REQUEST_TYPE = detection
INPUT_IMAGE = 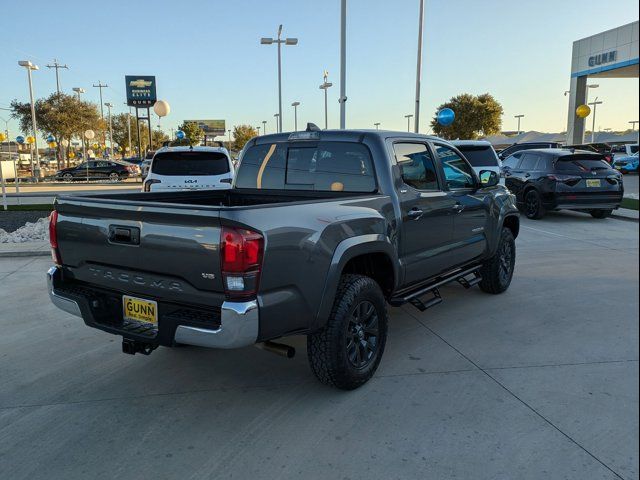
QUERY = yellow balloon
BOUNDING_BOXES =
[0,133,6,142]
[576,104,591,118]
[26,136,35,144]
[68,152,75,159]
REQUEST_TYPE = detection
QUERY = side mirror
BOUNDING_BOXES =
[479,170,499,187]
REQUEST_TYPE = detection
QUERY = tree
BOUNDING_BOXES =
[430,93,503,140]
[10,93,104,167]
[171,121,205,146]
[110,113,136,155]
[232,125,257,151]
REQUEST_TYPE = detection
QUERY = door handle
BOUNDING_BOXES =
[525,173,531,178]
[452,203,464,213]
[407,208,424,220]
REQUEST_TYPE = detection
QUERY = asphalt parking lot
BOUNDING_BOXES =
[0,212,638,480]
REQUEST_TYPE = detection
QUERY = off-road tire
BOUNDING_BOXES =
[590,209,612,219]
[307,274,388,390]
[479,227,516,294]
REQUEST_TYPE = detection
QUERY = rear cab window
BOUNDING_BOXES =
[151,151,230,176]
[236,141,376,192]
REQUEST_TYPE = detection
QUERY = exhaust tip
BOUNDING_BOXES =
[255,341,296,359]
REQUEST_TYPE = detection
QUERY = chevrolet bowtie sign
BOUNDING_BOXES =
[125,75,157,107]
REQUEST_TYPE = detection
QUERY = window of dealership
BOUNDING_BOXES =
[566,21,639,144]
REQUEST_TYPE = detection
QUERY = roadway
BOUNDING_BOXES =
[1,211,637,479]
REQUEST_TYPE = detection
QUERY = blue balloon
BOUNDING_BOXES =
[175,130,185,140]
[46,134,55,143]
[16,135,25,144]
[437,108,455,126]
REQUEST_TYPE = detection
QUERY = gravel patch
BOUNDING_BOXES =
[0,211,50,233]
[0,217,49,243]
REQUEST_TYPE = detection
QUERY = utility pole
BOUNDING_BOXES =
[46,59,68,94]
[414,0,424,133]
[339,0,347,129]
[319,71,333,130]
[93,81,108,119]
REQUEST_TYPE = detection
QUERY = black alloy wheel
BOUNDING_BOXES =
[345,300,379,369]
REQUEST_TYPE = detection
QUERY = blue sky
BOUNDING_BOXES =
[1,0,638,139]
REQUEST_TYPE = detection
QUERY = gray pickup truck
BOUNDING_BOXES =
[47,127,520,389]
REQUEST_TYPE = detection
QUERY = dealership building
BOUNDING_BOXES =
[566,21,639,144]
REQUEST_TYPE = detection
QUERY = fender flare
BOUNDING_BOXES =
[312,234,399,332]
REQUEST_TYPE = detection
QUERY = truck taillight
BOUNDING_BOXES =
[49,210,62,265]
[220,226,264,299]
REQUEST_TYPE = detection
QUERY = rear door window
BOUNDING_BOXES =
[236,142,376,192]
[394,142,439,190]
[152,151,230,176]
[457,146,499,167]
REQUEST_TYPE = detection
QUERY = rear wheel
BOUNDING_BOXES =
[62,173,73,182]
[307,274,388,390]
[109,172,121,182]
[479,227,516,294]
[590,209,612,219]
[524,190,545,219]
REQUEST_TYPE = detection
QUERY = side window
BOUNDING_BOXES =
[435,144,475,189]
[394,143,439,191]
[519,154,538,170]
[502,153,521,169]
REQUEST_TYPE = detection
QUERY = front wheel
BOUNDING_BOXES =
[307,274,388,390]
[109,172,121,182]
[479,227,516,294]
[590,209,612,219]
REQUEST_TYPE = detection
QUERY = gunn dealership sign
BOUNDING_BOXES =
[588,50,617,67]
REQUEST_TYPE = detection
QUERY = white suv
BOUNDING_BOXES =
[143,146,235,192]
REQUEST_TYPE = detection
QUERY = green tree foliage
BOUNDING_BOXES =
[232,125,258,151]
[109,114,168,156]
[10,93,104,167]
[171,121,205,146]
[430,93,503,140]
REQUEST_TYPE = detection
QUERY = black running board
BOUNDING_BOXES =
[390,266,482,312]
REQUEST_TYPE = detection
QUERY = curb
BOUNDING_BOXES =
[0,250,50,258]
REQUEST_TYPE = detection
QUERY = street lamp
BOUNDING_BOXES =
[374,122,380,130]
[104,102,114,154]
[291,102,301,131]
[72,87,85,100]
[629,120,639,131]
[413,0,425,133]
[514,114,525,134]
[319,71,333,130]
[339,0,347,129]
[18,60,41,179]
[588,97,603,143]
[404,114,413,132]
[261,25,298,133]
[257,126,261,136]
[227,129,232,150]
[262,120,267,135]
[274,113,280,132]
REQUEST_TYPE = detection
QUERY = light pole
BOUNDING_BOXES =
[629,120,638,131]
[404,114,413,132]
[227,129,232,150]
[262,120,267,135]
[274,113,280,132]
[261,25,298,134]
[18,60,41,179]
[588,98,603,143]
[257,126,261,136]
[514,114,524,134]
[72,87,85,100]
[46,59,68,95]
[291,102,300,131]
[414,0,425,133]
[104,102,114,155]
[374,122,380,130]
[319,71,333,130]
[339,0,347,129]
[124,103,132,156]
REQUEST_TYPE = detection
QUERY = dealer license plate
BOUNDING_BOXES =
[123,295,158,324]
[586,179,601,188]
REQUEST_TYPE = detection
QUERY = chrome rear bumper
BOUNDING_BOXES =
[47,266,258,349]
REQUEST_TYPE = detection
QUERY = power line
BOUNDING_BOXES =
[93,81,109,119]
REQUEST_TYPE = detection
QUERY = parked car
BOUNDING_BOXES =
[501,148,623,219]
[140,159,151,178]
[47,127,520,389]
[613,152,639,173]
[55,160,134,181]
[497,142,562,160]
[142,146,234,192]
[451,140,502,178]
[611,143,639,159]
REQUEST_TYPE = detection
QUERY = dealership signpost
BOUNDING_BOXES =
[125,76,157,156]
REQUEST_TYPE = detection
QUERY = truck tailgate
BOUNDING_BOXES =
[55,197,225,306]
